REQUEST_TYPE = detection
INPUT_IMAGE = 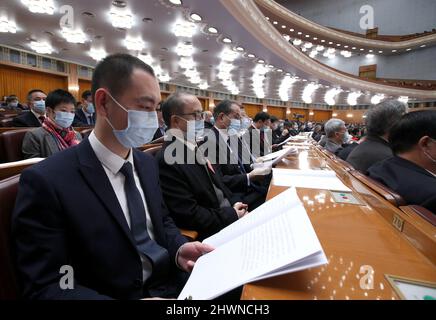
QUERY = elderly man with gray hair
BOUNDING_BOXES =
[346,100,407,173]
[323,118,353,157]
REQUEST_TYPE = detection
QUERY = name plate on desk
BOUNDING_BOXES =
[386,275,436,300]
[330,191,364,205]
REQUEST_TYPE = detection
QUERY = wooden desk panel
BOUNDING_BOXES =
[242,144,436,300]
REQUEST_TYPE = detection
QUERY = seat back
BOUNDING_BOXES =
[351,170,406,207]
[0,175,20,299]
[0,118,14,127]
[79,128,93,139]
[401,205,436,226]
[0,129,33,162]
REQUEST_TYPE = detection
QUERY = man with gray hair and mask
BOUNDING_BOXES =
[323,118,354,158]
[346,100,407,173]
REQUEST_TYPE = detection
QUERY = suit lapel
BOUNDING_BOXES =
[76,139,136,248]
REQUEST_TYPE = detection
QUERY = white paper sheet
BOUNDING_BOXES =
[272,168,352,192]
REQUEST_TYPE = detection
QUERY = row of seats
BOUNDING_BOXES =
[0,128,93,163]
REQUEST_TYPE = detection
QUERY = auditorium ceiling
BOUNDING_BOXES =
[0,0,435,106]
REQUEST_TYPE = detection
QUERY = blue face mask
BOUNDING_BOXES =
[210,117,215,125]
[33,100,46,114]
[54,111,75,128]
[241,118,251,130]
[86,103,95,114]
[105,92,159,148]
[228,118,241,136]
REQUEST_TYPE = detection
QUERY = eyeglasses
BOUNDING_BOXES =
[177,111,206,121]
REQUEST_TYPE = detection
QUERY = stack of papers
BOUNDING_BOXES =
[272,168,351,192]
[178,187,327,300]
[257,147,298,165]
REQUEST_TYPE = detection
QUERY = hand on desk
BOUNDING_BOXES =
[234,202,249,218]
[177,242,215,272]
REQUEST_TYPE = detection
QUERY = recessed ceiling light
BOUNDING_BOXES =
[190,13,202,21]
[207,26,218,33]
[297,31,302,35]
[168,0,182,5]
[223,37,232,43]
[378,50,383,53]
[420,44,426,48]
[109,7,133,29]
[247,53,255,58]
[281,25,286,29]
[273,21,278,25]
[305,34,310,38]
[344,45,348,48]
[336,44,341,47]
[290,28,294,32]
[236,46,244,52]
[258,59,265,63]
[320,39,325,43]
[352,47,356,50]
[112,0,127,8]
[328,42,333,45]
[360,48,364,51]
[392,49,397,52]
[313,37,318,40]
[366,54,375,58]
[406,48,411,51]
[369,49,373,52]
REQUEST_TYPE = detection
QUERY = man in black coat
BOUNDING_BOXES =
[368,110,436,214]
[12,89,47,127]
[157,92,248,241]
[12,54,212,300]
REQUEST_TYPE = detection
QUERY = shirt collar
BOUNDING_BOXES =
[214,125,229,142]
[89,131,134,175]
[31,109,44,119]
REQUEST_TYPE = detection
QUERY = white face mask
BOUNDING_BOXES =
[105,91,159,148]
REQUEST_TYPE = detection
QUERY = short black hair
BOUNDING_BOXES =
[27,89,45,101]
[253,112,270,123]
[389,110,436,154]
[6,95,18,103]
[161,92,191,128]
[45,89,76,110]
[82,90,92,100]
[270,116,278,123]
[91,53,155,101]
[214,100,237,119]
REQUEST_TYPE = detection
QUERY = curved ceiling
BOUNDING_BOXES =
[0,0,435,106]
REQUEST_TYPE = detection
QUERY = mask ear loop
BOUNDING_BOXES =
[102,90,129,131]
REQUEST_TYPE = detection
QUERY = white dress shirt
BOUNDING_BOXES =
[88,131,155,282]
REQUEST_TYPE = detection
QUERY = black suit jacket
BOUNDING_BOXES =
[346,135,393,173]
[157,138,239,240]
[12,139,187,300]
[242,126,271,158]
[72,109,96,127]
[368,156,436,214]
[12,111,41,127]
[152,127,165,141]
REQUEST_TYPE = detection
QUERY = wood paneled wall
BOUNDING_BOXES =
[242,104,263,118]
[0,64,68,102]
[78,79,92,100]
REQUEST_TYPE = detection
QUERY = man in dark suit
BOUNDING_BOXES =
[242,111,272,158]
[72,90,96,127]
[12,89,47,127]
[12,54,212,300]
[368,110,436,214]
[156,92,248,241]
[347,100,407,173]
[151,102,166,141]
[206,100,269,210]
[323,118,356,160]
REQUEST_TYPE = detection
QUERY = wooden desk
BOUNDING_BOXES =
[241,144,436,300]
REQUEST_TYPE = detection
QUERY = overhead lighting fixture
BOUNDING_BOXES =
[278,75,297,101]
[316,45,325,51]
[297,31,302,35]
[347,92,362,106]
[304,42,313,49]
[30,40,53,54]
[346,114,353,118]
[302,83,319,104]
[159,74,171,82]
[281,25,286,29]
[109,7,134,29]
[60,27,87,43]
[309,111,314,116]
[207,26,218,34]
[406,48,412,51]
[309,50,318,58]
[293,39,302,46]
[332,113,338,117]
[199,82,209,90]
[138,53,153,65]
[175,42,194,57]
[398,96,409,104]
[235,46,244,52]
[89,48,107,61]
[366,54,375,59]
[190,13,202,22]
[173,20,196,38]
[420,44,426,48]
[340,50,352,58]
[324,88,342,105]
[360,48,364,51]
[392,49,397,53]
[0,17,17,34]
[352,47,356,50]
[290,28,294,32]
[179,57,195,69]
[124,36,145,51]
[371,94,384,105]
[273,21,278,25]
[222,37,232,43]
[247,53,255,58]
[257,59,265,64]
[305,34,310,38]
[320,39,326,43]
[378,50,383,53]
[168,0,182,5]
[21,0,55,15]
[221,47,239,62]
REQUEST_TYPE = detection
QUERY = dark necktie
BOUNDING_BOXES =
[119,162,169,280]
[39,116,45,124]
